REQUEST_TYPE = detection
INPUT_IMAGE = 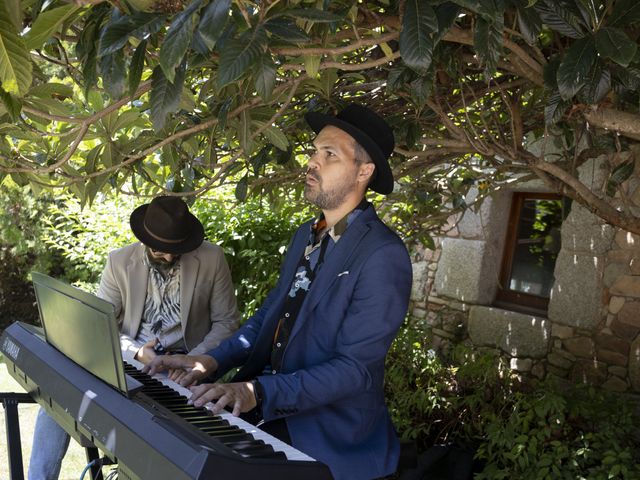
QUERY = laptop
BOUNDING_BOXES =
[31,271,142,397]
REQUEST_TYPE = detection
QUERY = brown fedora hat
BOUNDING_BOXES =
[129,196,204,254]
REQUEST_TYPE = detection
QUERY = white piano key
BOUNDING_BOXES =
[119,338,314,462]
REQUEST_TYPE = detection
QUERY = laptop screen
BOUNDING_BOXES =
[31,271,131,396]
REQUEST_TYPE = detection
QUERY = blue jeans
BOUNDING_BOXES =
[28,408,71,480]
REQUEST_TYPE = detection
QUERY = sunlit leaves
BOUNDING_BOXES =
[23,4,80,50]
[0,2,31,96]
[400,0,438,74]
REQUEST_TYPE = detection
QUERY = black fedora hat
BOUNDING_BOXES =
[305,103,395,194]
[130,196,204,254]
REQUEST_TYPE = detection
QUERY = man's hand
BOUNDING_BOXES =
[143,354,218,387]
[134,339,157,365]
[189,382,257,416]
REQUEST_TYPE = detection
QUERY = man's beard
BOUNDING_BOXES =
[304,170,357,210]
[146,250,180,270]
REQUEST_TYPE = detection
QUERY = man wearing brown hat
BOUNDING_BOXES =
[29,196,239,480]
[147,104,413,480]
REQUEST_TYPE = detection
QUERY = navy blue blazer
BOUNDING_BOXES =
[208,203,412,479]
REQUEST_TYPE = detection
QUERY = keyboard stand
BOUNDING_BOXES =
[1,392,104,480]
[1,392,36,480]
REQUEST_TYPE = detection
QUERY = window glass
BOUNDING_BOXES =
[495,192,566,314]
[508,198,562,298]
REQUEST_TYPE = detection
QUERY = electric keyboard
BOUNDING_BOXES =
[0,322,333,480]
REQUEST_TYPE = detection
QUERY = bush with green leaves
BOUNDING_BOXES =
[192,194,312,318]
[385,319,640,478]
[41,193,137,288]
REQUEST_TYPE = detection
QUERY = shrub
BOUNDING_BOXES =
[385,319,640,478]
[192,194,312,318]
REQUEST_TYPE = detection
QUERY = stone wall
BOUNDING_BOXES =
[409,156,640,393]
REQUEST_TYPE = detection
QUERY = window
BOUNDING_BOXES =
[495,192,566,315]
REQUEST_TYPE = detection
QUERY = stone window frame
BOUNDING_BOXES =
[494,191,563,315]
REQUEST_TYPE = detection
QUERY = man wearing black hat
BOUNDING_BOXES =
[146,104,412,480]
[29,196,240,480]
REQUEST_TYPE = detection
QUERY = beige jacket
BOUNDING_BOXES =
[97,242,239,355]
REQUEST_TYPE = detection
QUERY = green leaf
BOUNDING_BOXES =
[24,5,80,50]
[474,16,504,74]
[534,0,585,38]
[595,27,637,67]
[579,64,610,104]
[400,0,437,74]
[99,50,127,99]
[0,3,32,96]
[150,63,186,131]
[217,97,232,130]
[606,159,635,196]
[198,0,231,51]
[556,36,596,100]
[303,54,321,78]
[516,5,542,45]
[128,39,146,97]
[28,82,73,99]
[0,88,22,121]
[235,175,248,202]
[264,17,311,44]
[254,55,276,101]
[160,0,203,83]
[609,0,640,27]
[263,125,289,151]
[280,8,344,23]
[544,91,570,125]
[217,27,267,88]
[238,109,252,153]
[435,3,461,43]
[98,12,165,57]
[4,0,21,31]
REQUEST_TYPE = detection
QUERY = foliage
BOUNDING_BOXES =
[385,318,640,478]
[0,181,57,327]
[41,193,137,286]
[1,0,640,234]
[193,192,313,317]
[0,183,311,323]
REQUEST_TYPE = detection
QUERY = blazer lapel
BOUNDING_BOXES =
[125,246,148,338]
[180,251,199,331]
[288,206,374,340]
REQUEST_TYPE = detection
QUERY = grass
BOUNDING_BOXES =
[0,357,92,480]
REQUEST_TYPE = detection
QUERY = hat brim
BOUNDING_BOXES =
[305,112,394,194]
[129,204,205,254]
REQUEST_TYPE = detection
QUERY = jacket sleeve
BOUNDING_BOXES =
[187,249,241,355]
[256,240,412,421]
[96,251,123,326]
